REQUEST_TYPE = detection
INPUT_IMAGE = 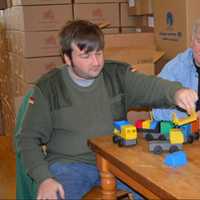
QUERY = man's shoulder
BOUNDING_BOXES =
[36,66,64,86]
[103,60,131,73]
[104,59,130,67]
[177,48,193,60]
[163,48,192,70]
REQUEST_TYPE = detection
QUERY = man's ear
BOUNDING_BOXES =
[63,54,71,65]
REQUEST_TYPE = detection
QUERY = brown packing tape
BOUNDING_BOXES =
[98,21,110,29]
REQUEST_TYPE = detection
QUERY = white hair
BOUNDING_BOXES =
[192,18,200,38]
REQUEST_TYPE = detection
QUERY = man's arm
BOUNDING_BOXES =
[19,86,53,183]
[19,86,65,199]
[125,71,197,113]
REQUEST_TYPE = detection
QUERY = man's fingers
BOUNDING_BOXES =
[58,185,65,199]
[37,178,64,200]
[175,88,198,114]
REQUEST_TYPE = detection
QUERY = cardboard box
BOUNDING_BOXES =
[5,5,73,31]
[7,32,155,59]
[121,27,153,33]
[121,27,142,33]
[105,32,155,49]
[128,0,153,15]
[74,0,126,2]
[12,0,71,6]
[74,3,120,27]
[9,53,63,83]
[7,30,60,57]
[104,47,164,75]
[102,28,119,34]
[153,0,200,59]
[121,3,143,27]
[121,3,154,30]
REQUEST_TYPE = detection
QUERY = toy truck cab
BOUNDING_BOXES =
[121,125,137,140]
[113,120,137,146]
[169,128,184,144]
[172,112,199,143]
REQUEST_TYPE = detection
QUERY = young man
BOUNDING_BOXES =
[19,20,197,200]
[153,18,200,121]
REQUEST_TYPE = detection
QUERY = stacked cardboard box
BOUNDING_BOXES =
[73,0,124,34]
[104,33,164,75]
[4,1,73,121]
[153,0,200,60]
[128,0,153,15]
[12,0,71,5]
[73,0,153,34]
[125,0,154,33]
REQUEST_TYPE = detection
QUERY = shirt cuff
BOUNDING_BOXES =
[30,164,53,184]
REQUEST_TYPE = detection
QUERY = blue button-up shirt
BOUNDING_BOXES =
[153,48,198,121]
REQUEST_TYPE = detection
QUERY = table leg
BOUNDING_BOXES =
[96,154,116,200]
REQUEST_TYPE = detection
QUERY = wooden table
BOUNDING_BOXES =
[88,135,200,200]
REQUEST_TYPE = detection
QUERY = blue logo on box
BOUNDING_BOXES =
[166,11,173,27]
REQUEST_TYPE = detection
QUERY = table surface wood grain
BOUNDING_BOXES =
[88,135,200,199]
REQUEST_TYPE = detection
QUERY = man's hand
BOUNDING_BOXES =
[175,88,198,114]
[37,178,64,200]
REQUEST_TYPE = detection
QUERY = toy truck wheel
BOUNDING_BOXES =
[169,145,179,153]
[153,145,163,154]
[187,135,194,144]
[193,132,200,140]
[158,134,166,140]
[145,133,154,141]
[112,135,118,144]
[118,139,123,147]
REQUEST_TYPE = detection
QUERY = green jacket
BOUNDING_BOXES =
[17,60,182,199]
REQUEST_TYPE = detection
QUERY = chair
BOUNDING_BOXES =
[15,89,37,199]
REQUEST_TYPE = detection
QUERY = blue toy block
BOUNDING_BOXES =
[113,120,130,131]
[164,151,188,168]
[150,120,159,129]
[180,124,192,138]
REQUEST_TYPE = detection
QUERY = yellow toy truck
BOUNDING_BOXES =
[113,120,137,146]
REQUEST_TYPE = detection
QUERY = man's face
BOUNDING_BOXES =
[67,43,104,80]
[191,33,200,66]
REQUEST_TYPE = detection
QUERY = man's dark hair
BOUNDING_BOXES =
[59,20,104,59]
